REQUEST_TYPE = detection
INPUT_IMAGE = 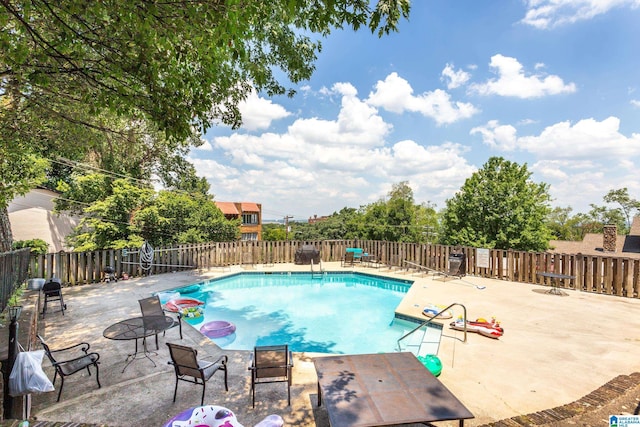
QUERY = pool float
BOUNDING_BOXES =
[179,284,202,294]
[200,320,236,339]
[417,354,442,377]
[163,405,283,427]
[421,304,452,319]
[164,297,205,313]
[180,305,205,325]
[449,316,504,339]
[157,291,180,304]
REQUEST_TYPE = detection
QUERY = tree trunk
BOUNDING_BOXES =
[0,205,13,252]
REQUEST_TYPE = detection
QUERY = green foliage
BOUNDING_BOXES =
[545,207,585,241]
[603,188,640,231]
[12,238,49,255]
[1,0,410,141]
[287,183,438,243]
[361,182,438,243]
[59,175,239,251]
[583,203,626,235]
[441,157,552,251]
[133,191,239,245]
[262,224,287,241]
[0,0,410,250]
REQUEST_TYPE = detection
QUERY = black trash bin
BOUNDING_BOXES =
[447,252,466,276]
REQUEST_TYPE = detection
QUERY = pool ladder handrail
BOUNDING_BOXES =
[396,303,468,353]
[310,259,324,277]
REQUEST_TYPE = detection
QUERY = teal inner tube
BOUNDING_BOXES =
[418,354,442,377]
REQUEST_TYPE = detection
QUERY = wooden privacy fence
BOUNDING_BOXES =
[24,240,640,299]
[0,248,31,312]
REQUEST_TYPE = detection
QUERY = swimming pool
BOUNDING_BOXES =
[159,272,418,354]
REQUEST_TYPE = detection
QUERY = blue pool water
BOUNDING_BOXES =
[160,272,418,354]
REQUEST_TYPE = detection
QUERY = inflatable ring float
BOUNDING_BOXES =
[421,304,453,319]
[179,305,204,325]
[200,320,236,339]
[164,297,204,313]
[417,354,442,377]
[178,284,202,294]
[163,405,284,427]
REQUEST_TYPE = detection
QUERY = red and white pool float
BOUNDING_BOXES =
[164,297,204,313]
[449,317,504,339]
[200,320,236,339]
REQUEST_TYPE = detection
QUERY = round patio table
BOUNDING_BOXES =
[103,315,174,372]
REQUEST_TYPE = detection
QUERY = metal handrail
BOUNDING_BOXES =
[310,259,324,277]
[396,303,468,353]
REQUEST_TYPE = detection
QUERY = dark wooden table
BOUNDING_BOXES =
[537,272,575,295]
[314,352,474,427]
[103,315,174,372]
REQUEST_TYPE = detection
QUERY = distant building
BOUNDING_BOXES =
[215,201,262,241]
[549,217,640,258]
[8,188,80,252]
[308,214,329,224]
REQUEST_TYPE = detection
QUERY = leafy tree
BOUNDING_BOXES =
[361,181,437,242]
[133,190,239,246]
[441,157,552,251]
[12,238,49,255]
[316,208,365,240]
[581,203,626,235]
[60,175,238,250]
[262,224,287,241]
[414,203,440,243]
[66,179,155,251]
[546,206,584,241]
[0,0,411,251]
[603,188,640,232]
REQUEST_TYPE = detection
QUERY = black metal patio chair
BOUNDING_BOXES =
[166,343,228,406]
[37,335,101,402]
[248,344,293,407]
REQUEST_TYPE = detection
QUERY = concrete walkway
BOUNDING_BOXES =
[24,263,640,426]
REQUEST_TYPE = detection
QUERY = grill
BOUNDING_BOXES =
[294,245,320,265]
[104,266,118,283]
[448,252,466,276]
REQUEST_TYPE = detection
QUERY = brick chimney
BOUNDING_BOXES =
[603,224,617,252]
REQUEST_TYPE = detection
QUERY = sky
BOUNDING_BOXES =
[188,0,640,222]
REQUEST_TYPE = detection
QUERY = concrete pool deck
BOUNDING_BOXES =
[25,263,640,426]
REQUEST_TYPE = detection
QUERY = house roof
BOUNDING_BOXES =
[240,202,260,212]
[549,217,640,258]
[215,202,239,215]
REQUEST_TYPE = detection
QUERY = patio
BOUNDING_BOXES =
[19,263,640,426]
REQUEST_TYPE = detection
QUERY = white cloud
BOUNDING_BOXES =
[471,116,640,159]
[519,116,640,159]
[193,139,213,151]
[238,90,291,131]
[441,63,471,89]
[470,120,518,151]
[470,54,576,98]
[521,0,640,29]
[367,72,479,125]
[631,99,640,107]
[193,81,478,217]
